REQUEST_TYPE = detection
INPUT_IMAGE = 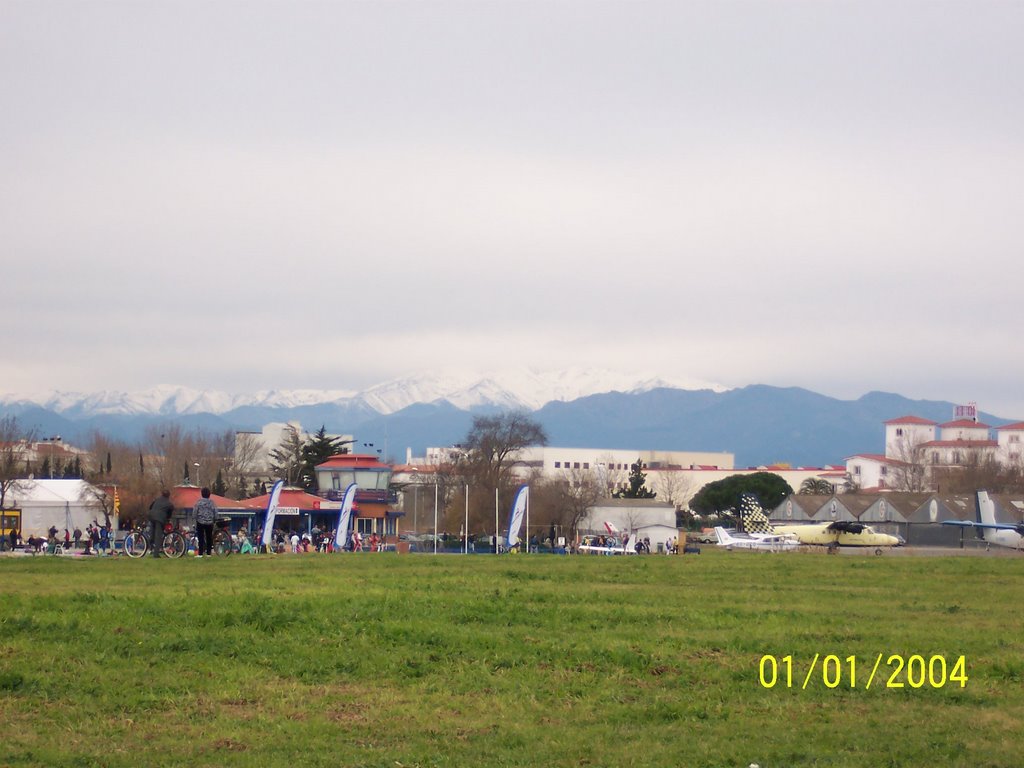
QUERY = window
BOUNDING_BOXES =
[896,428,904,437]
[932,452,939,463]
[583,463,589,469]
[331,473,341,490]
[1010,435,1021,443]
[554,462,561,469]
[880,466,888,476]
[854,466,861,475]
[573,462,580,469]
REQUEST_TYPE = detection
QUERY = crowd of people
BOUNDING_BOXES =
[6,520,113,555]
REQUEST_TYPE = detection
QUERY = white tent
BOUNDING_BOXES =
[4,479,108,538]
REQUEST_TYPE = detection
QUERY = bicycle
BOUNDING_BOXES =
[123,522,187,559]
[212,519,234,556]
[190,520,234,557]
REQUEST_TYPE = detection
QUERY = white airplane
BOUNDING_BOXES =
[714,526,800,552]
[942,490,1024,551]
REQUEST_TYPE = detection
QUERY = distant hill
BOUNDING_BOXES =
[2,382,1016,468]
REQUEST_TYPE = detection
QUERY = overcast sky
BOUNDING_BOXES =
[3,1,1022,417]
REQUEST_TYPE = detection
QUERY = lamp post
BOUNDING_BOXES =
[194,462,201,488]
[411,467,419,533]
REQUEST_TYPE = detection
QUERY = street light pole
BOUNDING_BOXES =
[194,462,201,488]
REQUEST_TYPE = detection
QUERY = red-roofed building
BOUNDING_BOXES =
[169,485,260,532]
[242,487,332,533]
[314,454,402,540]
[996,422,1024,466]
[869,405,1023,491]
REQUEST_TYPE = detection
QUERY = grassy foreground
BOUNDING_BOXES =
[1,550,1022,767]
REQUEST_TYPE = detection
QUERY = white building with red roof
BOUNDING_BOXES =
[996,422,1024,466]
[845,453,910,492]
[862,407,1018,491]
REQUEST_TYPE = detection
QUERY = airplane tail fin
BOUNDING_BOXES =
[975,490,996,538]
[714,527,732,545]
[738,493,774,534]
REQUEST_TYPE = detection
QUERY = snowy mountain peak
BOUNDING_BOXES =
[0,368,727,419]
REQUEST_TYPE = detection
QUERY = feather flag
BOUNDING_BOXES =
[333,483,358,550]
[505,484,529,548]
[260,480,285,549]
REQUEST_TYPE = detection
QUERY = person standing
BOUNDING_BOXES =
[148,490,174,558]
[193,487,218,558]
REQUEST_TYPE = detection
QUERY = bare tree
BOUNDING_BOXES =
[653,470,695,510]
[887,433,930,491]
[0,416,34,510]
[459,412,547,531]
[268,425,305,487]
[547,467,606,538]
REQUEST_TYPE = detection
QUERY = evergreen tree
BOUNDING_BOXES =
[106,452,112,474]
[612,458,657,499]
[299,426,351,492]
[74,456,82,478]
[184,462,191,484]
[40,456,51,479]
[212,469,227,497]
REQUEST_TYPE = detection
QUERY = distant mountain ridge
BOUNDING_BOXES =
[0,368,723,418]
[1,373,1017,468]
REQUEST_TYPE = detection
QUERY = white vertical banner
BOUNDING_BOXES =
[261,480,285,549]
[505,485,529,548]
[334,483,358,550]
[464,483,469,554]
[433,482,439,555]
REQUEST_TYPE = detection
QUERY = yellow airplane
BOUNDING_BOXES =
[739,494,902,554]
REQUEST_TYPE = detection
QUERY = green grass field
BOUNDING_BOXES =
[1,550,1022,767]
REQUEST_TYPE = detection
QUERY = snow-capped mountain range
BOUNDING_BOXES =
[0,368,728,419]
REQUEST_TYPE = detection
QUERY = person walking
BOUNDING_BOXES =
[147,490,174,558]
[193,487,218,558]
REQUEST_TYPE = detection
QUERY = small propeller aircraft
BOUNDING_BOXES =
[942,490,1024,551]
[713,526,800,552]
[738,493,902,554]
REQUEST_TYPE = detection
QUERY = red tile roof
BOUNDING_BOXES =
[884,416,937,425]
[242,488,325,510]
[170,486,248,510]
[315,453,390,470]
[996,422,1024,431]
[845,454,909,465]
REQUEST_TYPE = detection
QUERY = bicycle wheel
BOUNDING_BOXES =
[162,531,186,558]
[213,529,233,557]
[124,532,148,558]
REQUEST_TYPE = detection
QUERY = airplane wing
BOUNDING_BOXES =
[942,520,1024,532]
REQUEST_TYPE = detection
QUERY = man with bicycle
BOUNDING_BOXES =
[147,490,174,558]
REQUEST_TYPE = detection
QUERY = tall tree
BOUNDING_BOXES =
[0,416,34,509]
[299,426,352,492]
[613,458,657,499]
[689,472,794,517]
[212,469,228,497]
[268,425,305,487]
[458,412,547,531]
